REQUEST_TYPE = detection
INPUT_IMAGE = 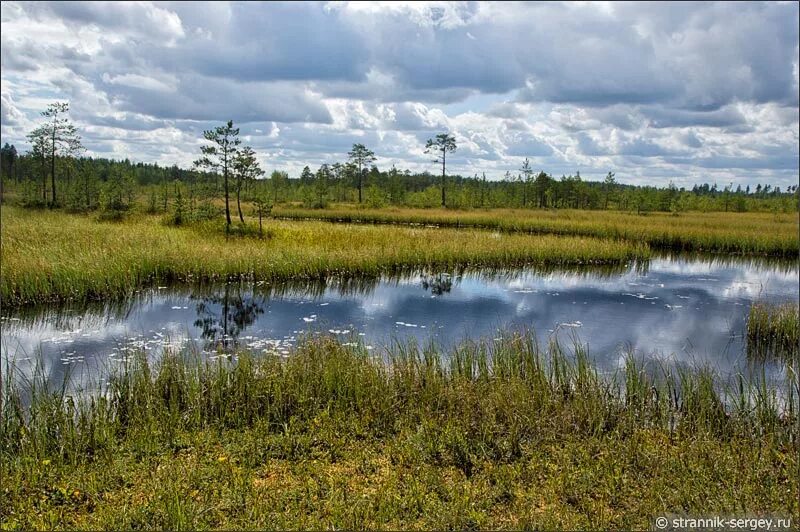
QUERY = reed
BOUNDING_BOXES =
[747,301,799,360]
[1,333,797,529]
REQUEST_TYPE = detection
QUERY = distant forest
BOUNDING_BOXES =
[2,105,798,215]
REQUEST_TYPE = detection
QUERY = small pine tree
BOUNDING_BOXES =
[64,179,84,212]
[253,195,272,236]
[161,181,169,212]
[147,188,158,214]
[100,166,134,218]
[171,185,185,225]
[20,178,43,208]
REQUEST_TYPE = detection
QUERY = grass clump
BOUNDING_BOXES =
[1,206,648,305]
[273,205,800,256]
[1,333,797,529]
[747,301,799,360]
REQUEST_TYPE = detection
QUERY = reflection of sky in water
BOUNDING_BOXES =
[2,256,798,390]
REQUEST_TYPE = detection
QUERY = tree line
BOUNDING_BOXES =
[2,103,797,222]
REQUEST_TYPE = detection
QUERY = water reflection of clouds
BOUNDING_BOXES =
[495,261,797,305]
[2,256,798,388]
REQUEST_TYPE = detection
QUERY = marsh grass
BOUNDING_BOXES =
[747,301,799,360]
[273,205,800,256]
[1,333,797,529]
[1,206,648,305]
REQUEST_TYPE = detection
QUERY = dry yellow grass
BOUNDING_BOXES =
[1,206,647,304]
[273,205,800,256]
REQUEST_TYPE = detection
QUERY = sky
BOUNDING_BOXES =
[1,1,798,188]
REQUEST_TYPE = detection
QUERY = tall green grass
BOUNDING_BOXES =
[273,205,800,256]
[747,301,799,360]
[1,333,797,529]
[1,206,648,305]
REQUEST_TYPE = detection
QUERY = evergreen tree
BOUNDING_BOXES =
[520,158,533,207]
[271,170,288,204]
[232,146,264,223]
[26,126,50,204]
[424,133,457,207]
[603,172,616,209]
[314,164,330,208]
[194,120,240,229]
[347,144,376,204]
[300,166,314,185]
[38,102,83,206]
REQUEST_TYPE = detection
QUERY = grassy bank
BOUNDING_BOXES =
[0,206,648,306]
[747,301,800,360]
[273,206,800,256]
[1,334,797,530]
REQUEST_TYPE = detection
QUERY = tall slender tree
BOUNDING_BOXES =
[0,143,16,203]
[79,159,100,211]
[38,102,83,207]
[1,143,17,183]
[314,164,331,208]
[424,133,456,207]
[520,158,533,207]
[232,146,264,223]
[348,143,376,204]
[271,170,288,204]
[603,171,616,209]
[194,120,240,228]
[331,162,345,201]
[533,171,550,208]
[26,126,50,203]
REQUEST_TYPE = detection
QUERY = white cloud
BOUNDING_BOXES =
[0,91,25,125]
[102,73,177,93]
[0,1,797,188]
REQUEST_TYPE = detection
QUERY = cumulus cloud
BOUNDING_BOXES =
[0,92,25,125]
[28,1,186,43]
[0,0,797,188]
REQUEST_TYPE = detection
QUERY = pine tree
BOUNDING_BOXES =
[424,133,456,207]
[347,144,376,204]
[40,102,83,206]
[194,120,240,230]
[231,146,264,223]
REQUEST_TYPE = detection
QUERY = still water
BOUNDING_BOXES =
[2,255,798,388]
